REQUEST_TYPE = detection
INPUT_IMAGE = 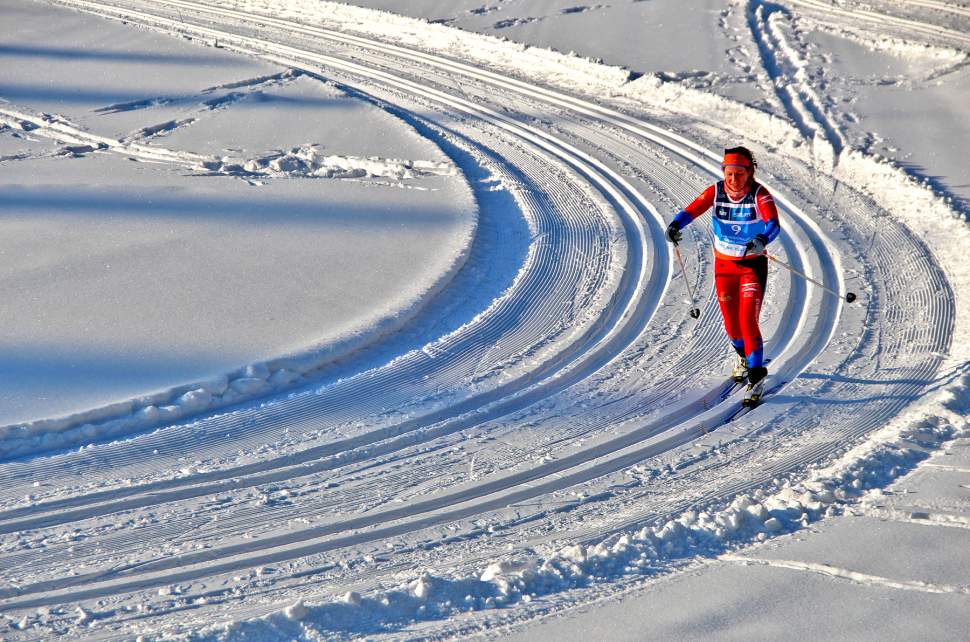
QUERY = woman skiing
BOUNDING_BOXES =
[665,146,780,405]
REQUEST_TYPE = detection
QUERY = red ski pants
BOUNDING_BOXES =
[714,256,768,360]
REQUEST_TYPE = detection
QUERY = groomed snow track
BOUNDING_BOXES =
[0,0,959,638]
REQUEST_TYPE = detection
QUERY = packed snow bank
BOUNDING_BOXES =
[334,0,735,77]
[172,373,970,640]
[230,0,634,93]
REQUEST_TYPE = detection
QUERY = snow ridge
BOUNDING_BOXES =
[0,106,204,165]
[1,105,455,183]
[721,554,970,595]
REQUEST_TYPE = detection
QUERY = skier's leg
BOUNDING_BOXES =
[753,254,768,296]
[731,339,746,358]
[739,258,767,372]
[714,259,744,352]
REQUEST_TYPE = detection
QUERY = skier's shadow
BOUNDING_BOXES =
[769,361,970,406]
[0,43,244,65]
[797,372,938,387]
[763,392,923,406]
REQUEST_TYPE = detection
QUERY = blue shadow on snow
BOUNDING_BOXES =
[0,43,246,66]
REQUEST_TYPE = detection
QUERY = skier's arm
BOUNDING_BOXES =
[680,184,717,224]
[756,187,780,242]
[667,185,715,243]
[743,186,781,256]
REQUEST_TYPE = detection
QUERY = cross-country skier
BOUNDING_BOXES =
[665,146,780,405]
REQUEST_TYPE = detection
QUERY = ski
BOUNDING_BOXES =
[718,378,745,402]
[731,355,748,383]
[732,357,771,388]
[727,379,785,420]
[741,375,767,407]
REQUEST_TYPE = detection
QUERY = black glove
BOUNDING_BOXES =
[744,233,769,257]
[666,222,683,244]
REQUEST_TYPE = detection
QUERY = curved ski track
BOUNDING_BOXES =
[0,0,956,634]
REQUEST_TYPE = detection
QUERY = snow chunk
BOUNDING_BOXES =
[229,377,267,396]
[480,559,535,582]
[177,389,212,412]
[341,591,362,606]
[560,544,587,564]
[410,572,434,600]
[282,599,308,621]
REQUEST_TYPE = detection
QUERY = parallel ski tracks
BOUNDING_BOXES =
[0,10,646,481]
[575,171,955,543]
[0,106,205,164]
[0,0,883,616]
[0,0,680,490]
[0,0,669,532]
[790,0,970,46]
[748,2,846,157]
[898,0,970,19]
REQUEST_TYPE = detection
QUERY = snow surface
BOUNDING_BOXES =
[187,373,970,641]
[0,0,968,640]
[0,0,476,438]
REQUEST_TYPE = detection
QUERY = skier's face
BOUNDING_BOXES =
[723,165,752,194]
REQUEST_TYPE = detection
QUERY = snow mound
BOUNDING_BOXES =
[199,144,456,180]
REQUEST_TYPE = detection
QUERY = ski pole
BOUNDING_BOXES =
[765,253,856,303]
[673,243,702,319]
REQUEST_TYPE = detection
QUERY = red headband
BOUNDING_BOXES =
[722,152,752,168]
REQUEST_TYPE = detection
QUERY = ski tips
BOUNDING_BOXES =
[844,292,857,303]
[690,308,701,319]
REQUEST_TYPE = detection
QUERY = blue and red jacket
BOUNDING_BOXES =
[671,181,780,260]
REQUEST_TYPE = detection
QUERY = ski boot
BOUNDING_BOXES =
[731,355,748,383]
[742,366,768,407]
